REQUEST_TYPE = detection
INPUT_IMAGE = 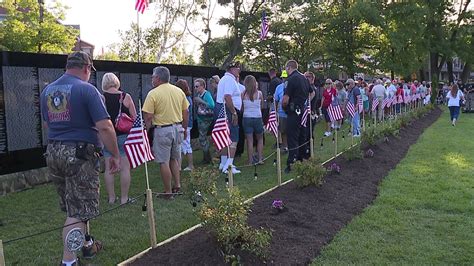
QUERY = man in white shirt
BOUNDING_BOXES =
[215,62,242,174]
[372,79,386,122]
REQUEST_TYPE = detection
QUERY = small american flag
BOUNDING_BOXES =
[300,100,311,127]
[328,97,343,122]
[397,95,403,104]
[265,109,278,137]
[346,100,355,118]
[372,97,379,112]
[124,116,154,169]
[135,0,148,14]
[382,97,391,108]
[260,11,269,40]
[357,95,363,113]
[404,94,410,104]
[212,105,232,151]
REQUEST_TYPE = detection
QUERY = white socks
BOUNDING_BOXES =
[219,156,228,170]
[61,259,77,266]
[222,158,234,171]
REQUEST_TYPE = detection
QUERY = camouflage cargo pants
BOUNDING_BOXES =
[198,119,212,152]
[45,142,100,221]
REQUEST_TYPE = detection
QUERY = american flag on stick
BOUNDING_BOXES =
[135,0,148,14]
[265,109,278,137]
[328,97,343,122]
[346,100,355,118]
[357,95,363,113]
[371,97,379,112]
[212,105,232,151]
[382,97,391,109]
[260,11,269,40]
[124,116,155,169]
[300,99,311,127]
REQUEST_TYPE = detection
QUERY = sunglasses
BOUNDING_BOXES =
[194,85,200,88]
[325,83,332,85]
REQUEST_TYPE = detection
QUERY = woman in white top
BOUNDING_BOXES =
[446,84,465,126]
[241,75,264,165]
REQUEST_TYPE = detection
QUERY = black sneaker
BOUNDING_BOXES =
[82,236,103,259]
[284,166,291,174]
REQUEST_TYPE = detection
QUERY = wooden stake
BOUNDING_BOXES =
[310,137,314,158]
[146,189,157,248]
[0,240,5,266]
[334,129,338,157]
[276,147,282,186]
[227,165,233,188]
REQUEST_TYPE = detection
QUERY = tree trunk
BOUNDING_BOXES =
[461,61,471,83]
[447,59,454,83]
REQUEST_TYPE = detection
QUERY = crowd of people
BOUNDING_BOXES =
[40,51,470,266]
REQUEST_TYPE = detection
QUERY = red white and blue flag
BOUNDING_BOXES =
[357,96,363,113]
[265,109,278,137]
[328,97,343,122]
[212,105,232,151]
[135,0,148,14]
[124,115,155,169]
[382,97,391,108]
[346,101,355,118]
[372,97,379,112]
[300,99,311,127]
[260,11,269,40]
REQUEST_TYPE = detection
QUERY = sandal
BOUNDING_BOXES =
[172,187,181,194]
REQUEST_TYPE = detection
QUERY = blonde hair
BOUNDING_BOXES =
[243,75,258,101]
[194,78,206,89]
[102,73,120,91]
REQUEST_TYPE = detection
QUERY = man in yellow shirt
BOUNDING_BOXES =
[143,66,189,199]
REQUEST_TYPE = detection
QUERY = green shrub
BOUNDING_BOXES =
[293,157,327,187]
[183,166,218,200]
[198,188,272,262]
[344,144,362,161]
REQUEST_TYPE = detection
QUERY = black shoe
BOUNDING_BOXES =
[284,166,291,174]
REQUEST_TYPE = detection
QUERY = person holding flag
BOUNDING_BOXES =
[273,70,289,152]
[346,79,361,137]
[142,66,189,199]
[282,60,310,173]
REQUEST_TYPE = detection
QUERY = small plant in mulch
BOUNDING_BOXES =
[271,199,288,214]
[198,188,272,262]
[343,144,363,161]
[365,149,374,158]
[183,166,218,207]
[327,163,341,174]
[293,157,326,188]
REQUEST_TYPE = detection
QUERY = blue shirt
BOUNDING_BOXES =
[273,83,287,118]
[40,74,110,146]
[186,95,193,128]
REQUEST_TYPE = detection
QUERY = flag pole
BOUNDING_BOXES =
[0,240,5,266]
[138,99,157,248]
[309,96,314,158]
[136,10,141,63]
[223,102,233,188]
[274,101,282,186]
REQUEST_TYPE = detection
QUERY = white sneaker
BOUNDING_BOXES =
[353,134,361,138]
[183,166,193,171]
[219,163,225,171]
[223,165,241,174]
[324,131,332,137]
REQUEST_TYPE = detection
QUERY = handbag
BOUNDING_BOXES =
[115,93,134,133]
[197,91,214,117]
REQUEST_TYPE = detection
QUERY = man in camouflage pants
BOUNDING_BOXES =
[41,51,120,266]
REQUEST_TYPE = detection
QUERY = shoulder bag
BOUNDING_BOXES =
[115,93,134,133]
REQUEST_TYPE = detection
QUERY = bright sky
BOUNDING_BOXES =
[46,0,229,56]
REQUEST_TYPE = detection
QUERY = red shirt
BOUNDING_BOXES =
[322,87,337,108]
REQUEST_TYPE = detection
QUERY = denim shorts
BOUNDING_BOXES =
[242,117,264,134]
[103,134,127,157]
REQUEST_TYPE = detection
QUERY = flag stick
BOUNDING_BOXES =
[0,240,5,266]
[309,96,314,158]
[273,101,282,186]
[227,165,233,188]
[138,100,157,247]
[139,100,151,190]
[146,188,157,248]
[334,125,338,157]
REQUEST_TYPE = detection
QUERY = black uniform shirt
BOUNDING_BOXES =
[284,70,310,108]
[268,76,282,100]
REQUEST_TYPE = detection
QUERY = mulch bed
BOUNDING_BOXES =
[131,107,442,266]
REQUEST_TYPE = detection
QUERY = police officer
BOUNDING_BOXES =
[282,60,310,173]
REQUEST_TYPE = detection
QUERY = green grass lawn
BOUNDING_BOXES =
[0,118,357,265]
[313,108,474,265]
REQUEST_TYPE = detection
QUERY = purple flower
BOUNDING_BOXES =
[272,200,284,210]
[365,149,374,158]
[329,163,341,174]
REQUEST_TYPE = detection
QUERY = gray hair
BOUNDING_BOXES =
[346,78,355,86]
[152,66,170,83]
[375,79,383,85]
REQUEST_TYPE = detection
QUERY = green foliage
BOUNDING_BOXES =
[0,0,78,54]
[198,188,272,261]
[344,144,362,161]
[183,166,218,200]
[293,157,326,188]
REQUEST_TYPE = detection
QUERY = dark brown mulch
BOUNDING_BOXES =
[131,107,442,266]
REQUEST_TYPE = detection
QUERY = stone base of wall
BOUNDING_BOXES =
[0,167,50,196]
